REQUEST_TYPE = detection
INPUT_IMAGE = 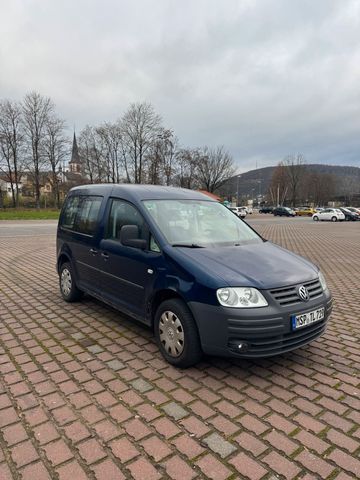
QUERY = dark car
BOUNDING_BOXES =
[57,185,332,367]
[259,206,274,214]
[339,207,359,221]
[273,207,296,217]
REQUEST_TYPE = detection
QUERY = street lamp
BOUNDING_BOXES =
[236,175,241,206]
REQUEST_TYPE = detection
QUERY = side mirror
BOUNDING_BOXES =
[120,225,147,250]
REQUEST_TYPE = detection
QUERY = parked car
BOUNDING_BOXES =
[259,206,274,214]
[273,207,296,217]
[312,208,345,222]
[241,205,253,214]
[57,185,332,367]
[339,208,359,221]
[346,207,360,215]
[230,206,247,218]
[295,207,316,217]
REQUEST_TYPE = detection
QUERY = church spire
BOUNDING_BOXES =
[69,132,82,174]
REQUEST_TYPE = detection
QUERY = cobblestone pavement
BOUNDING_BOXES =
[0,218,359,479]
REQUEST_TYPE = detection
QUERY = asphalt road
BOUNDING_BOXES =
[0,220,58,237]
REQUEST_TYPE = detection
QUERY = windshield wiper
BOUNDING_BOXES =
[171,243,205,248]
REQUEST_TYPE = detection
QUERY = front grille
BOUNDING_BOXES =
[270,279,323,306]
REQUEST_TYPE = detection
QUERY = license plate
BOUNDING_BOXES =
[291,307,325,330]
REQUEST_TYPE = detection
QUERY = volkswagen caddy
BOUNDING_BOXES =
[57,185,332,367]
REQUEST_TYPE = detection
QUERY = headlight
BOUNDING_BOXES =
[318,271,327,291]
[216,287,268,308]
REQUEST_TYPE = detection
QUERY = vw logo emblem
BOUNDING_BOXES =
[298,285,309,302]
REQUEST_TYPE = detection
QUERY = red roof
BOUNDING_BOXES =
[197,190,222,202]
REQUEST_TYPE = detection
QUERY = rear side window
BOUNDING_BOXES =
[61,195,80,229]
[60,195,102,235]
[75,196,103,235]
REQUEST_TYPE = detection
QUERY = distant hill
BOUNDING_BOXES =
[219,164,360,199]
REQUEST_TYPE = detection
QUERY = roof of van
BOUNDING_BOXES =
[69,184,215,202]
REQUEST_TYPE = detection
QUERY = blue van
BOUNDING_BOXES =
[57,185,332,367]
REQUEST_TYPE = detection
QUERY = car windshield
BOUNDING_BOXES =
[143,200,262,247]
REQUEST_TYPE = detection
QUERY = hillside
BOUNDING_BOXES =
[219,164,360,199]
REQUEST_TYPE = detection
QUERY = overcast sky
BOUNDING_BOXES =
[1,0,359,172]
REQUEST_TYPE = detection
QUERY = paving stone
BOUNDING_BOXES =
[0,218,359,480]
[162,401,188,420]
[203,432,237,458]
[130,378,153,393]
[107,359,125,371]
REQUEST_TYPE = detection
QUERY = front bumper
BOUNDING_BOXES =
[189,288,332,358]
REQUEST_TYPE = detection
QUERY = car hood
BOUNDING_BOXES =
[174,241,319,290]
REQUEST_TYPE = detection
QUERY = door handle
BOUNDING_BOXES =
[89,248,98,255]
[101,252,109,260]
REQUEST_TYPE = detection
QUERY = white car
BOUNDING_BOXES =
[230,207,247,218]
[241,205,253,214]
[312,208,345,222]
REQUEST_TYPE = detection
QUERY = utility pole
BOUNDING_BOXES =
[236,175,241,206]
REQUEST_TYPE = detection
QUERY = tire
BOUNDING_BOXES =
[331,216,337,222]
[313,216,319,221]
[154,299,202,368]
[59,262,83,302]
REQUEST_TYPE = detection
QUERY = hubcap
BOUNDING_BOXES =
[61,268,72,296]
[159,310,184,357]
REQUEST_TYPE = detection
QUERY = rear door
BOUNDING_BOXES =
[63,195,104,294]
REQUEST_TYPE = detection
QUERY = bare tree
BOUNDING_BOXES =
[22,92,54,208]
[339,175,359,205]
[306,172,336,206]
[96,122,123,183]
[120,102,162,183]
[269,162,288,206]
[283,154,306,207]
[145,128,177,185]
[43,115,69,208]
[78,125,106,183]
[173,148,200,189]
[196,146,235,193]
[0,100,25,207]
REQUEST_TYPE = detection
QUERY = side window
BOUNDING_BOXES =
[61,195,81,229]
[74,196,103,235]
[106,199,146,241]
[150,235,161,253]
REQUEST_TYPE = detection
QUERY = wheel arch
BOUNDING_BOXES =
[57,252,71,274]
[149,289,191,330]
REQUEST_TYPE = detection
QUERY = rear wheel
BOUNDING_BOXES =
[313,216,319,221]
[59,262,83,302]
[154,299,202,368]
[331,216,337,222]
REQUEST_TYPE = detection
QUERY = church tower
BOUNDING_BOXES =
[68,133,82,174]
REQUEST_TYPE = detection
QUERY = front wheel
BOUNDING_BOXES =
[313,216,319,221]
[59,262,83,302]
[331,216,337,222]
[154,299,202,368]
